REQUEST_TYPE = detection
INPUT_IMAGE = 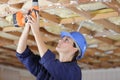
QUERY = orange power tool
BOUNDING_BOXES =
[13,0,39,27]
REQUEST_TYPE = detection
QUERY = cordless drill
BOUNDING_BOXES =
[13,0,39,27]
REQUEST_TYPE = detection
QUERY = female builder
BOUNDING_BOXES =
[16,12,87,80]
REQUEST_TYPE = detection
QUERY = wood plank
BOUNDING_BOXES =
[113,48,120,53]
[0,61,25,69]
[39,11,61,23]
[9,3,24,9]
[7,31,35,41]
[3,27,23,32]
[78,0,91,3]
[94,37,115,44]
[94,19,120,33]
[64,23,93,35]
[0,27,3,31]
[85,48,104,56]
[91,11,118,20]
[0,0,8,3]
[67,6,91,19]
[115,41,120,47]
[103,2,120,14]
[46,0,59,3]
[0,37,14,46]
[60,17,86,24]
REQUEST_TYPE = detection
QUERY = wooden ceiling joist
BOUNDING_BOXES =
[0,37,14,46]
[0,0,8,3]
[115,41,120,47]
[7,31,35,41]
[9,3,24,9]
[85,48,104,56]
[40,7,118,25]
[67,6,91,19]
[94,37,115,45]
[113,48,120,53]
[103,2,120,14]
[91,11,118,20]
[0,46,16,52]
[3,27,22,32]
[0,27,3,31]
[0,61,25,69]
[40,11,61,23]
[94,19,120,33]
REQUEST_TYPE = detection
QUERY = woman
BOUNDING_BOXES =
[16,12,87,80]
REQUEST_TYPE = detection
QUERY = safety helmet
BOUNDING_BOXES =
[60,31,87,60]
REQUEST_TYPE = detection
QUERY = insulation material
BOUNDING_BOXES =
[8,0,27,4]
[22,0,53,10]
[43,8,80,18]
[98,43,117,51]
[44,25,69,34]
[0,18,10,27]
[108,17,120,25]
[77,2,108,11]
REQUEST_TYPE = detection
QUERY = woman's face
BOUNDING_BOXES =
[56,36,76,54]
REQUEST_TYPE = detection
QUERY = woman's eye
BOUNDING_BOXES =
[65,38,69,42]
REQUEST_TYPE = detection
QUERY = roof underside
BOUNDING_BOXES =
[0,0,120,69]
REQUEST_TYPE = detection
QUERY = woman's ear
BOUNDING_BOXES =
[73,47,79,53]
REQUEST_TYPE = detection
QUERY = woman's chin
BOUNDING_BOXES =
[56,47,58,50]
[56,47,60,51]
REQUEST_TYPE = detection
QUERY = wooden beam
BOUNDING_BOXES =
[47,0,59,3]
[60,17,86,24]
[113,48,120,53]
[115,41,120,47]
[67,6,91,19]
[7,31,35,41]
[100,62,113,68]
[9,3,24,9]
[0,37,14,46]
[64,23,93,35]
[94,37,115,44]
[78,0,91,3]
[91,11,118,20]
[3,27,22,32]
[67,6,118,21]
[29,44,56,53]
[98,56,110,61]
[65,23,119,48]
[85,48,104,56]
[40,11,61,23]
[0,47,16,56]
[40,28,59,42]
[94,19,120,33]
[0,0,8,3]
[5,27,59,42]
[103,2,120,14]
[0,27,3,31]
[0,46,16,52]
[0,60,25,69]
[40,10,87,24]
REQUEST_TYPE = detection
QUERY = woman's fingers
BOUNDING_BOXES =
[36,11,40,21]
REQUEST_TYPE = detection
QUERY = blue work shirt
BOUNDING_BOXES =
[16,46,81,80]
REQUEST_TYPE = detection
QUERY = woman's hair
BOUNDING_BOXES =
[72,43,79,61]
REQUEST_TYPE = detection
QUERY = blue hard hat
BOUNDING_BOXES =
[60,31,87,60]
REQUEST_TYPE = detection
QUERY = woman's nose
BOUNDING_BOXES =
[58,39,61,42]
[58,39,63,44]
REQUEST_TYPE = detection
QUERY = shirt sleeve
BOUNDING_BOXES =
[16,46,41,76]
[39,49,55,65]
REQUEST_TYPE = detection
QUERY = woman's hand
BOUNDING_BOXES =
[26,12,48,57]
[27,12,40,35]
